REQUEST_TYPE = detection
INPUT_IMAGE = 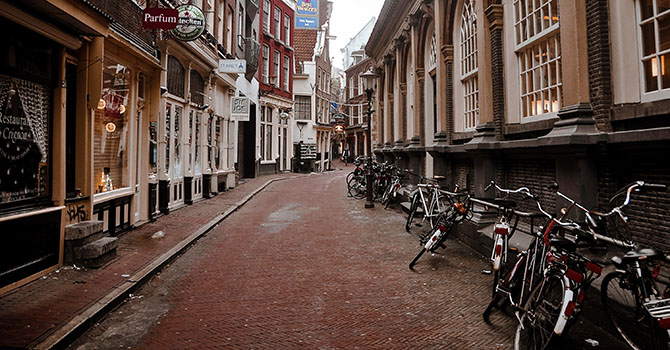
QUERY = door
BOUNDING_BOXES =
[165,102,184,207]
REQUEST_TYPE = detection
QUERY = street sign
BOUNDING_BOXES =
[231,97,250,121]
[142,8,178,29]
[219,59,247,74]
[295,0,319,30]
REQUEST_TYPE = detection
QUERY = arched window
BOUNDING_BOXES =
[460,0,478,130]
[190,70,205,105]
[514,0,561,117]
[167,56,185,98]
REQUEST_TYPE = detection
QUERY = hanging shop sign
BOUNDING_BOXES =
[171,4,206,41]
[142,8,179,29]
[295,0,319,30]
[219,59,247,74]
[231,97,250,121]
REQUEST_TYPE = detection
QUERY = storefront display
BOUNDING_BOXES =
[94,60,130,194]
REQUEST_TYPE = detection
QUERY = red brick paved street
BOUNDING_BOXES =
[67,167,627,350]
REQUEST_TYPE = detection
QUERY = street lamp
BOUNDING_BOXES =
[361,68,378,209]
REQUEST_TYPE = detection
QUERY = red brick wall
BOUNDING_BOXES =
[258,0,294,99]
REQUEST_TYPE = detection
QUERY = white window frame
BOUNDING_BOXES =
[636,0,670,101]
[274,7,281,38]
[284,14,291,45]
[237,4,244,48]
[263,0,270,33]
[284,55,290,91]
[273,49,280,87]
[460,0,478,130]
[262,44,270,84]
[513,0,562,119]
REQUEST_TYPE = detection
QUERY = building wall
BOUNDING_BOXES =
[366,0,670,251]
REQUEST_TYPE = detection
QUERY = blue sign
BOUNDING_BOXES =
[295,0,319,30]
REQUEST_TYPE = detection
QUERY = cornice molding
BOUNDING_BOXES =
[486,4,504,31]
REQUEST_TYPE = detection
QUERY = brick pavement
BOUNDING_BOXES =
[70,168,540,349]
[0,173,301,350]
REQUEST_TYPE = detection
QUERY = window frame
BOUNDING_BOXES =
[284,14,291,45]
[460,0,478,130]
[513,0,562,120]
[263,0,270,33]
[284,55,290,91]
[636,0,670,101]
[273,49,280,87]
[274,6,281,38]
[262,44,270,84]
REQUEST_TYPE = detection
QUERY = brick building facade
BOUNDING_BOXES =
[258,0,295,175]
[344,58,376,162]
[366,0,670,251]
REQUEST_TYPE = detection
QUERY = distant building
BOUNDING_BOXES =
[292,0,334,172]
[258,0,296,175]
[340,17,376,70]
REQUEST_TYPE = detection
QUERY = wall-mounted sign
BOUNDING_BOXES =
[295,0,319,30]
[171,5,205,41]
[231,97,250,121]
[219,59,247,74]
[142,8,178,29]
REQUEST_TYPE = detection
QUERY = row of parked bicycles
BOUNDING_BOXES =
[345,159,670,350]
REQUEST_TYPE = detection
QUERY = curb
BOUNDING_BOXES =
[35,175,299,350]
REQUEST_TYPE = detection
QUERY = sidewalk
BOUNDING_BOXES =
[0,173,301,350]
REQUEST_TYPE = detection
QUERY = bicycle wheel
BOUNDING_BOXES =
[515,272,565,350]
[405,191,420,232]
[601,271,668,350]
[484,252,526,320]
[349,175,366,199]
[427,192,450,228]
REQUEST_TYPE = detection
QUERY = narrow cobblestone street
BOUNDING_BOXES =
[68,168,627,350]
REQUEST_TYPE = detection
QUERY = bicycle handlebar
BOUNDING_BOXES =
[484,181,533,198]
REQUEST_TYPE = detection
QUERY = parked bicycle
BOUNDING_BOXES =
[408,186,471,270]
[405,176,450,233]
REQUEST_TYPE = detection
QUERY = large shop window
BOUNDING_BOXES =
[167,56,186,98]
[94,60,131,194]
[261,106,273,161]
[460,0,478,130]
[638,0,670,93]
[514,0,561,118]
[0,75,51,208]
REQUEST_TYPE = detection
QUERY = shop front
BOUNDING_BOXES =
[0,2,110,293]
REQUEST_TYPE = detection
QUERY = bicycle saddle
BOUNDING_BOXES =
[620,248,665,264]
[493,198,516,208]
[433,175,446,181]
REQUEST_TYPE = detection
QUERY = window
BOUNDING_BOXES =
[217,0,224,44]
[226,6,233,53]
[263,0,270,33]
[262,44,269,84]
[460,0,478,129]
[237,4,244,47]
[637,0,670,93]
[95,60,131,194]
[284,14,291,45]
[190,70,205,105]
[295,95,311,120]
[284,55,290,91]
[261,106,272,160]
[514,0,561,118]
[349,76,354,97]
[273,50,280,87]
[167,56,185,98]
[274,7,281,38]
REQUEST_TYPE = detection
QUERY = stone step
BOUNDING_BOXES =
[74,237,118,268]
[64,221,105,265]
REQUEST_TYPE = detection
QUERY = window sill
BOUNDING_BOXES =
[611,98,670,121]
[93,188,133,204]
[261,160,276,164]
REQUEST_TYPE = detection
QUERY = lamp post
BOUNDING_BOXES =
[361,68,378,209]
